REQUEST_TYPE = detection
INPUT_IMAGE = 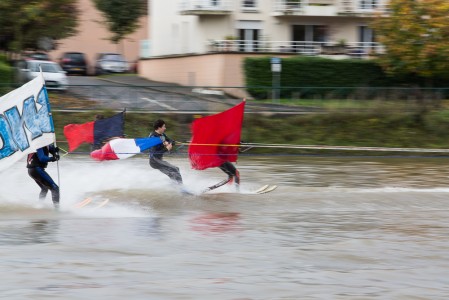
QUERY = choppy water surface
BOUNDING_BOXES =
[2,156,449,299]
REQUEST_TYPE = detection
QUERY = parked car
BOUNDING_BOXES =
[59,52,88,75]
[15,59,68,91]
[23,51,52,61]
[94,53,128,75]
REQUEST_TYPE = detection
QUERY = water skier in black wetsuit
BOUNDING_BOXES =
[148,119,183,185]
[27,145,60,210]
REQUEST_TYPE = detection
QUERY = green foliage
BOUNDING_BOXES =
[242,111,449,152]
[244,56,449,99]
[0,0,79,52]
[92,0,146,44]
[371,0,449,80]
[0,63,12,82]
[52,110,449,155]
[244,56,392,99]
[0,54,7,63]
[0,62,13,95]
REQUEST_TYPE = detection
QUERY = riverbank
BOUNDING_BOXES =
[52,108,449,156]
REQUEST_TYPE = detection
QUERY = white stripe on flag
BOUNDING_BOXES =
[109,139,140,159]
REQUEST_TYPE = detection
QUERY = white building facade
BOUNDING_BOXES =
[149,0,387,57]
[140,0,388,97]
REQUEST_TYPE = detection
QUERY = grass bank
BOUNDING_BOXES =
[52,109,449,156]
[47,91,449,156]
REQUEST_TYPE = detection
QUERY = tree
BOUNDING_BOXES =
[0,0,79,53]
[92,0,147,46]
[371,0,449,81]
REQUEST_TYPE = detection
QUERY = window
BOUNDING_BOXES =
[242,0,256,9]
[358,26,375,44]
[292,25,328,43]
[238,29,260,52]
[359,0,378,10]
[236,20,262,52]
[291,25,328,54]
[286,0,302,10]
[354,25,376,57]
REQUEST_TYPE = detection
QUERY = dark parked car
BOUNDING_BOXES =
[94,53,128,75]
[59,52,88,75]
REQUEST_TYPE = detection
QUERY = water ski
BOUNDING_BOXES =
[73,198,109,209]
[254,185,277,194]
[200,182,277,195]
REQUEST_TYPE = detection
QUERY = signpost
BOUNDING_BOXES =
[271,57,282,104]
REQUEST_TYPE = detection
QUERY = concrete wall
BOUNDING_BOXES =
[49,0,148,74]
[139,53,293,98]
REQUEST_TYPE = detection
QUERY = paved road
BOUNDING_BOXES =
[66,75,319,114]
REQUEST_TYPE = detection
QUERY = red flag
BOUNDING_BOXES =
[63,121,94,152]
[188,101,245,170]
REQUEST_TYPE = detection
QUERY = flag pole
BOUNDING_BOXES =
[39,66,61,189]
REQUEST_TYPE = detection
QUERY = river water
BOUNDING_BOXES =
[1,155,449,299]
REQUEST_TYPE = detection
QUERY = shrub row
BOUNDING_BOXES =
[0,61,12,95]
[244,56,449,99]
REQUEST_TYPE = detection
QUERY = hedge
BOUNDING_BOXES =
[0,61,13,95]
[244,56,449,99]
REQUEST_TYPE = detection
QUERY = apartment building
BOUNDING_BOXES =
[139,0,387,96]
[49,0,148,74]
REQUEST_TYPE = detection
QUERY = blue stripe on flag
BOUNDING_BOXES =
[135,137,162,152]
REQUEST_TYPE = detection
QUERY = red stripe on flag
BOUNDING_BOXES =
[63,121,94,152]
[90,142,119,161]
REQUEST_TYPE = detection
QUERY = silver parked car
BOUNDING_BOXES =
[15,59,68,91]
[94,53,129,75]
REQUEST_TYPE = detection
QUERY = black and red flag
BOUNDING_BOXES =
[63,111,125,152]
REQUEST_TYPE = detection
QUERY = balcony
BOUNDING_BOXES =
[208,39,384,58]
[180,0,233,15]
[272,0,337,17]
[338,0,390,16]
[272,0,389,17]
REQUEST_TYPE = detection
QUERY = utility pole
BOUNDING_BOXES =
[271,57,282,104]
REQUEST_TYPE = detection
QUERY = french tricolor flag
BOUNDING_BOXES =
[90,137,162,161]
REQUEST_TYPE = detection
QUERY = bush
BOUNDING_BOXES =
[0,53,7,63]
[244,56,449,99]
[0,62,13,95]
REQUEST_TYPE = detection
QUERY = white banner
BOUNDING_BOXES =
[0,74,55,171]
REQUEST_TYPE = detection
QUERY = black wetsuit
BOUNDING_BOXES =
[27,146,59,208]
[219,161,240,184]
[148,132,183,184]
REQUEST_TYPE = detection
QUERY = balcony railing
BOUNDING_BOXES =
[273,0,305,15]
[180,0,233,15]
[341,0,390,15]
[208,40,384,57]
[272,0,389,16]
[179,0,389,16]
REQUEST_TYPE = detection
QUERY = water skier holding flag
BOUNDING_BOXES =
[188,100,245,192]
[148,119,183,185]
[26,66,60,210]
[27,145,60,210]
[0,67,60,208]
